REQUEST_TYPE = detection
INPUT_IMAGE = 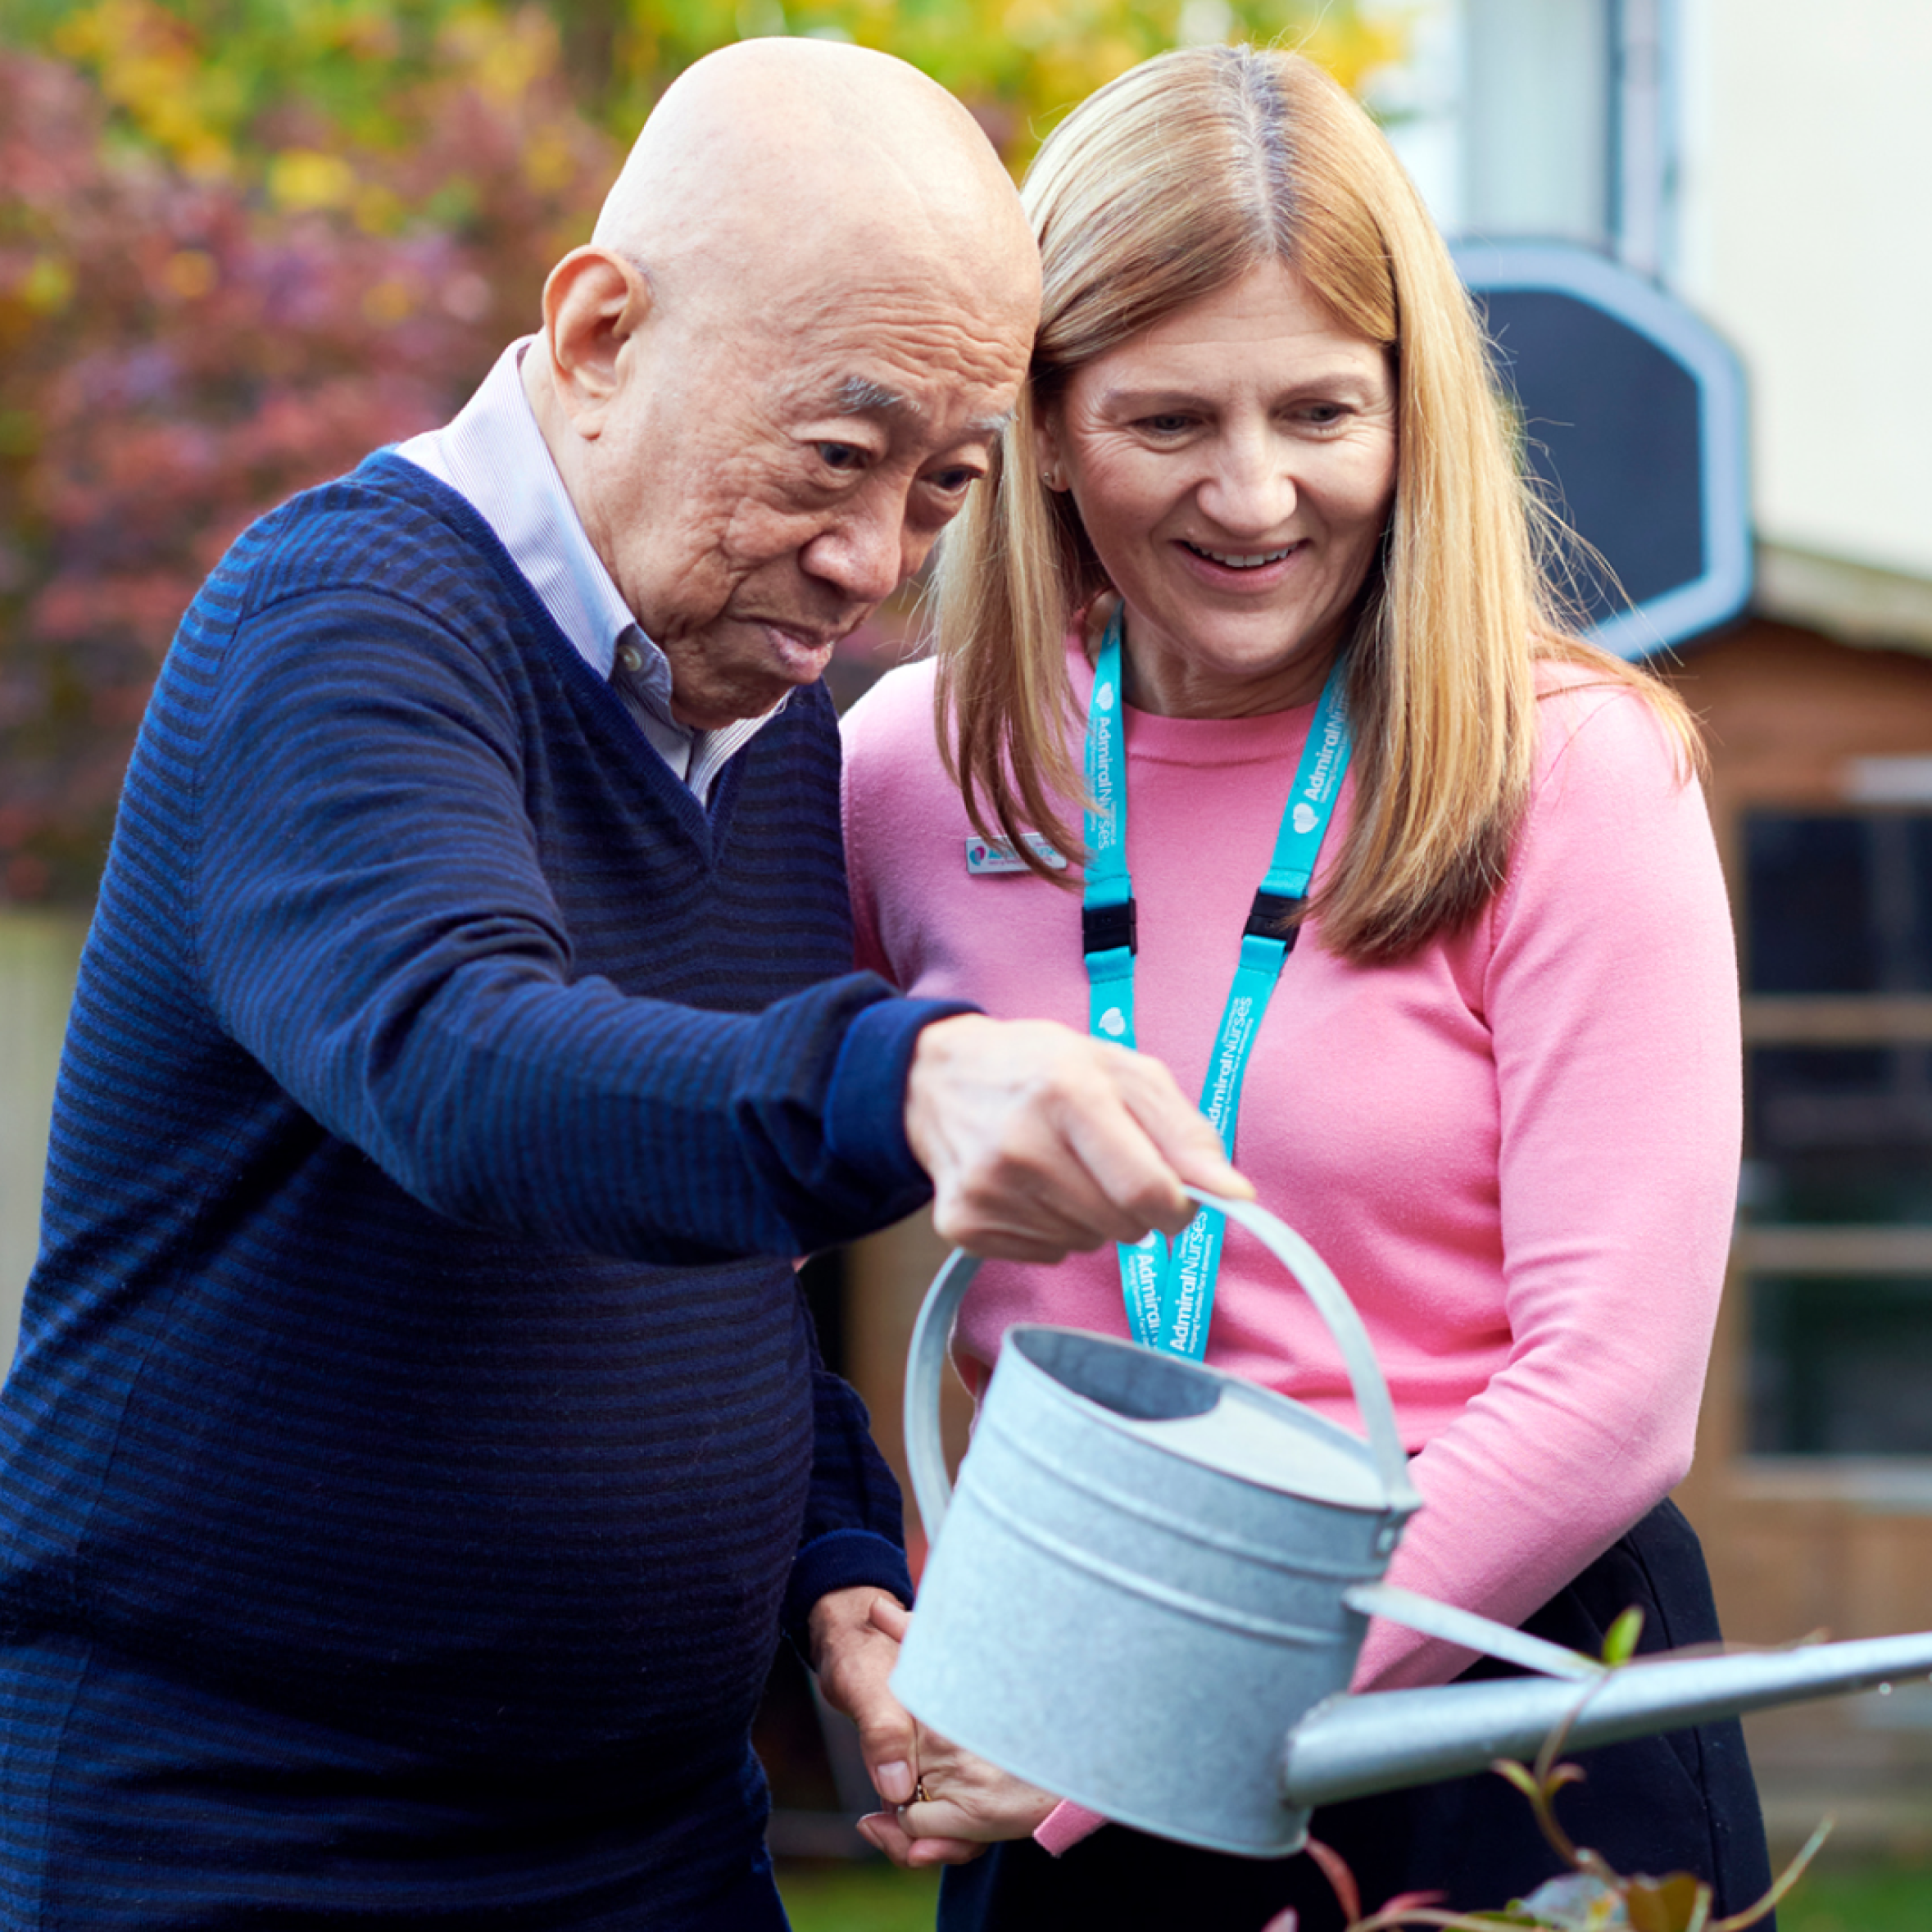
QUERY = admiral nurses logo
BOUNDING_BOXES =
[965,835,1068,875]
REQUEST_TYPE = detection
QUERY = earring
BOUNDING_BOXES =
[1042,468,1062,490]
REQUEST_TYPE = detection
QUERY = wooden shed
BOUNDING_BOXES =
[1666,611,1932,1857]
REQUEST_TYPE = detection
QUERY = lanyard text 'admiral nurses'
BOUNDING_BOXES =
[1082,606,1352,1360]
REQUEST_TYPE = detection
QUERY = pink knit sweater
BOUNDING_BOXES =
[841,644,1739,1832]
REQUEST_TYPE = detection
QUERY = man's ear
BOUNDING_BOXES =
[539,247,653,438]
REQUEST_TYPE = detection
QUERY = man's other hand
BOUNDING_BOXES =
[807,1585,931,1818]
[852,1597,1055,1868]
[902,1014,1252,1260]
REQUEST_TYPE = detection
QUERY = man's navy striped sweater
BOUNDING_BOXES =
[0,454,948,1927]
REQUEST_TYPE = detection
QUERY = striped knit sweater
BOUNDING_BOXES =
[0,454,942,1927]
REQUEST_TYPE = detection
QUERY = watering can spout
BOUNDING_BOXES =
[1281,1630,1932,1811]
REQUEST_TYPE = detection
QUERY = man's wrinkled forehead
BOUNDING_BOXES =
[828,374,1015,439]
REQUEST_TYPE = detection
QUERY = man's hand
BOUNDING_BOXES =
[903,1014,1251,1260]
[807,1585,926,1813]
[853,1598,1058,1868]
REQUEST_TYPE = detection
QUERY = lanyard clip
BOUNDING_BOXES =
[1082,897,1138,957]
[1244,890,1304,953]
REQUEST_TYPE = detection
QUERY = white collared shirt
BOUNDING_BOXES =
[395,339,778,805]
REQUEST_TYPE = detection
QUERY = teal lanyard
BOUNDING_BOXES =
[1082,606,1352,1359]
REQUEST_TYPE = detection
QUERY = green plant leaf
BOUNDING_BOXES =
[1601,1606,1646,1667]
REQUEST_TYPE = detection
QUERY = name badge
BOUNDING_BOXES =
[965,835,1066,875]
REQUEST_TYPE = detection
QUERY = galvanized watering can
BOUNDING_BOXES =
[889,1191,1932,1858]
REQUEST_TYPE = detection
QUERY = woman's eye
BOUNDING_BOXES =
[1137,414,1194,436]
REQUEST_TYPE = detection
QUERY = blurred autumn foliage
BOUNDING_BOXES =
[0,0,1400,904]
[0,2,617,900]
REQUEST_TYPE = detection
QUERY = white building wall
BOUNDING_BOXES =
[1668,0,1932,582]
[1375,0,1932,608]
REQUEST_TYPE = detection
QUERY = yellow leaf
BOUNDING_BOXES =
[354,184,407,238]
[268,150,358,213]
[21,258,75,315]
[524,131,578,195]
[1626,1871,1706,1931]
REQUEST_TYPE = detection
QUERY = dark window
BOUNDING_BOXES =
[1740,810,1932,1456]
[1746,1046,1932,1226]
[1744,813,1932,995]
[1749,1276,1932,1456]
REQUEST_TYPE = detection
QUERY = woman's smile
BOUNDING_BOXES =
[1184,541,1299,568]
[1176,537,1308,584]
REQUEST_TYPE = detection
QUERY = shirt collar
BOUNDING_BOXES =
[395,338,797,792]
[394,338,677,720]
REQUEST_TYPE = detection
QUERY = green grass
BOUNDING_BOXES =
[771,1859,1932,1932]
[775,1859,941,1932]
[1780,1862,1932,1932]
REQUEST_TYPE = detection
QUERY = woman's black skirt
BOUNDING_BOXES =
[937,1499,1775,1932]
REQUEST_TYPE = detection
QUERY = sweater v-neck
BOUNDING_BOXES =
[359,450,736,857]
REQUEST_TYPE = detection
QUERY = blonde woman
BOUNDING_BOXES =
[840,44,1773,1932]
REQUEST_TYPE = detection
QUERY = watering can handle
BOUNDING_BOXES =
[904,1190,1422,1545]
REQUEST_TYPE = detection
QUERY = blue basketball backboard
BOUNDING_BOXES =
[1453,242,1752,660]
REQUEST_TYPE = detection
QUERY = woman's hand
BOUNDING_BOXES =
[853,1597,1060,1867]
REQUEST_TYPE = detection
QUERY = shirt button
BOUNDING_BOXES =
[619,644,643,673]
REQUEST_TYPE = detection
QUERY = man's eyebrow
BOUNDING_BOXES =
[825,377,1013,440]
[835,375,921,418]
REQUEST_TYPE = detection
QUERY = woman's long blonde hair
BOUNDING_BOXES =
[932,43,1697,964]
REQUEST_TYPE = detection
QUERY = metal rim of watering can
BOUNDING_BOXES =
[904,1190,1424,1548]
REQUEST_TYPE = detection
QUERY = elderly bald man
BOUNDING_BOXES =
[0,39,1240,1931]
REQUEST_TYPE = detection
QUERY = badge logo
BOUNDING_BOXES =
[1098,1006,1127,1037]
[965,836,1067,875]
[1291,801,1318,835]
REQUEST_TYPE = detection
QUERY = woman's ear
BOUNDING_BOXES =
[1032,409,1068,492]
[538,247,653,438]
